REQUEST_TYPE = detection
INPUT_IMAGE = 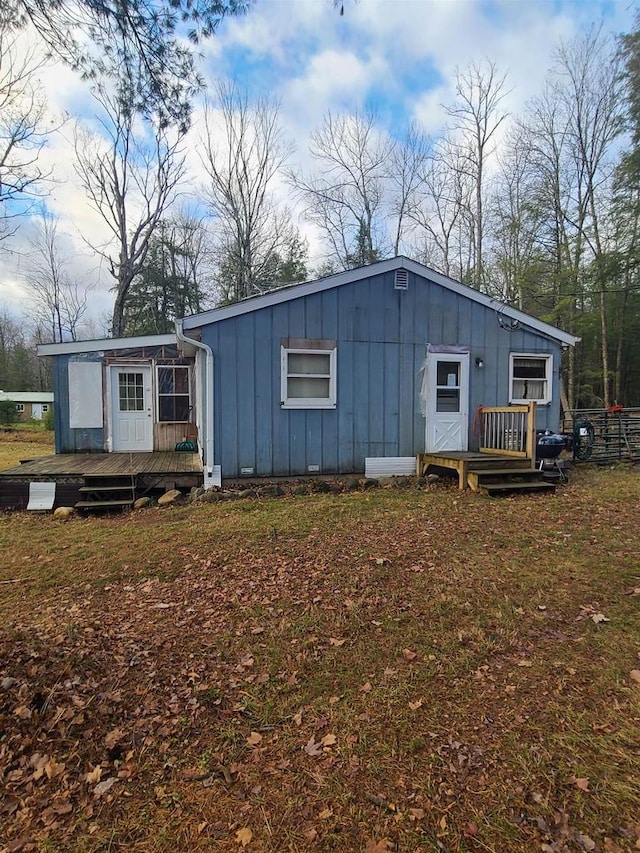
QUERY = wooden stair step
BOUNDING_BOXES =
[468,468,544,491]
[470,467,541,478]
[79,484,136,493]
[75,499,135,509]
[479,481,556,496]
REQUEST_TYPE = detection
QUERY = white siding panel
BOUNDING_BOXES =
[69,362,103,428]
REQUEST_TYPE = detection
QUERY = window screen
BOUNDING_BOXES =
[281,346,336,408]
[510,355,551,404]
[157,366,190,422]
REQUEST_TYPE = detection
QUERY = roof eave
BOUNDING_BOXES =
[181,257,579,347]
[37,333,177,357]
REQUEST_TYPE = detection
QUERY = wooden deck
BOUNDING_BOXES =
[417,451,536,491]
[0,451,202,478]
[0,452,203,510]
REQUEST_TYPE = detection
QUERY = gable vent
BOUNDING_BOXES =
[394,269,409,290]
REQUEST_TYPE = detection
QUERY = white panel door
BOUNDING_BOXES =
[425,353,469,452]
[111,366,153,452]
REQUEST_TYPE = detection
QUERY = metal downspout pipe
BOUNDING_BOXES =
[175,320,219,489]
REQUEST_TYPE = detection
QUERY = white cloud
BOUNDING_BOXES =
[1,0,636,331]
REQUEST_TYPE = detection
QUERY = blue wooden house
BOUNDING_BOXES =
[27,257,578,505]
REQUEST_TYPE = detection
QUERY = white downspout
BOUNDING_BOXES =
[175,320,220,488]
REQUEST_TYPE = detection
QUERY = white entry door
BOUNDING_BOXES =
[111,366,153,452]
[425,353,469,452]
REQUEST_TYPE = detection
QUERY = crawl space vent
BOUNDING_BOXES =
[27,481,56,511]
[394,269,408,290]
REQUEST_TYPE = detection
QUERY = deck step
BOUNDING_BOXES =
[469,467,541,478]
[75,499,135,508]
[78,484,135,493]
[467,467,545,492]
[75,472,137,512]
[466,458,532,470]
[479,480,556,496]
[82,474,136,481]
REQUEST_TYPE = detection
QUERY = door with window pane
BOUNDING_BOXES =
[425,353,469,452]
[111,366,153,451]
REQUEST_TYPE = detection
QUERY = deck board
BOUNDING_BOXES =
[0,452,203,478]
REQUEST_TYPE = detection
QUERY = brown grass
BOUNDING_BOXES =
[0,428,54,470]
[0,460,639,852]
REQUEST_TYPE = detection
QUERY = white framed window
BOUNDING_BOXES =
[41,404,49,413]
[509,353,552,405]
[156,365,191,422]
[15,403,25,413]
[281,344,337,409]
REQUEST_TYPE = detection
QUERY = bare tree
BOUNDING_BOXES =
[556,28,623,408]
[513,28,623,407]
[407,137,472,280]
[0,24,50,241]
[490,127,547,307]
[444,59,510,289]
[0,305,47,389]
[388,123,431,256]
[200,81,295,303]
[25,212,91,342]
[291,110,394,270]
[74,78,186,337]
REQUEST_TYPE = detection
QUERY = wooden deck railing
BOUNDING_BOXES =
[478,402,536,463]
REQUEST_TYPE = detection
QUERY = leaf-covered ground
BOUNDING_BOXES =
[1,466,639,852]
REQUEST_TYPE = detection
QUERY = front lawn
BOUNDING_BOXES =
[0,467,638,852]
[0,428,54,470]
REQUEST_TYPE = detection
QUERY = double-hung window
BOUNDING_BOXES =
[15,403,24,413]
[509,353,552,405]
[157,365,191,422]
[281,341,337,409]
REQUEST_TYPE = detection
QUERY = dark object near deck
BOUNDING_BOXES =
[536,431,569,483]
[0,452,203,511]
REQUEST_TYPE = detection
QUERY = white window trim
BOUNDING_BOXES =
[281,346,337,409]
[509,352,553,405]
[156,364,191,423]
[41,404,49,413]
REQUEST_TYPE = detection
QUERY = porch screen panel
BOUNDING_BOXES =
[69,361,103,428]
[158,366,190,422]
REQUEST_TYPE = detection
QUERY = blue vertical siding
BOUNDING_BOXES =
[201,270,564,478]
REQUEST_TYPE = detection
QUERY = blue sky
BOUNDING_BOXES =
[0,0,636,331]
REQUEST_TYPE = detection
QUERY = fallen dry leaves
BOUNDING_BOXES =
[1,465,639,851]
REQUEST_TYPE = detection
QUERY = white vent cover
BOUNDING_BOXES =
[394,269,409,290]
[27,481,56,511]
[365,457,416,478]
